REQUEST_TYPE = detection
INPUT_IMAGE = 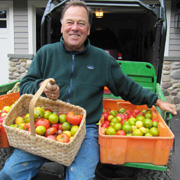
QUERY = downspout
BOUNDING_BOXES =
[157,0,167,83]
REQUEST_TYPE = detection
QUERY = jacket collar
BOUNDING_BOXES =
[60,37,89,55]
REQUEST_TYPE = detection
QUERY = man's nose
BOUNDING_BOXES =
[72,22,78,30]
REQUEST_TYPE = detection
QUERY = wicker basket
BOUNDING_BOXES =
[3,78,86,166]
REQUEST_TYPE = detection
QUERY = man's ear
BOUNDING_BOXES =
[60,20,63,34]
[61,26,63,34]
[87,27,90,36]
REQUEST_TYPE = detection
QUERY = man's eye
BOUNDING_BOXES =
[67,21,73,24]
[78,23,85,26]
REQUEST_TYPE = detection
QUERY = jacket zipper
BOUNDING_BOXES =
[68,54,75,102]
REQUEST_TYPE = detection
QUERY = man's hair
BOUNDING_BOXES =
[60,0,93,26]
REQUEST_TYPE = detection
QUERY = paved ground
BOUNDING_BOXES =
[171,112,180,180]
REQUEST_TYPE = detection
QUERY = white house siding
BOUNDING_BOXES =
[14,0,28,54]
[0,0,14,85]
[169,0,180,57]
[28,0,48,54]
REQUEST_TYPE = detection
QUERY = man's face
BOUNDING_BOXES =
[61,6,90,51]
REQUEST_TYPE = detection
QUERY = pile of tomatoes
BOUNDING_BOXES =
[0,109,8,124]
[101,107,160,137]
[0,102,16,123]
[9,107,83,143]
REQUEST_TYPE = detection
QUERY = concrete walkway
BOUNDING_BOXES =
[171,112,180,180]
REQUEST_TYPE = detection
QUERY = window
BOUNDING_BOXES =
[0,10,7,28]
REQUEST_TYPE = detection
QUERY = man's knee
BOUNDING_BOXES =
[0,159,22,179]
[0,166,12,180]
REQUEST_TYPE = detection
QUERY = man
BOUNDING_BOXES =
[0,0,177,180]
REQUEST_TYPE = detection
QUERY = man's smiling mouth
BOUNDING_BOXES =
[70,34,80,37]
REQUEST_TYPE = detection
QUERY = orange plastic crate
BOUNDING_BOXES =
[0,92,20,148]
[99,99,175,166]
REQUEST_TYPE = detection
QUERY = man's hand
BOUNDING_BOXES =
[39,79,59,100]
[155,98,177,116]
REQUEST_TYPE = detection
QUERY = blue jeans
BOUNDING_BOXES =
[0,124,100,180]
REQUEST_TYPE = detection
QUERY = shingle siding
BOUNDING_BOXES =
[169,0,180,57]
[13,0,28,54]
[14,37,28,43]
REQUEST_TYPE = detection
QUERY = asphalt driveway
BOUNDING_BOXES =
[171,112,180,180]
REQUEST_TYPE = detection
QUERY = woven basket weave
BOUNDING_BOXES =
[3,78,86,166]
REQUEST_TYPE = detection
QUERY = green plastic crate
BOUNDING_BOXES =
[0,80,20,96]
[104,60,157,99]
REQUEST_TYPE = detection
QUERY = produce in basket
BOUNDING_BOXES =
[9,107,83,143]
[0,101,17,123]
[102,107,159,137]
[3,78,86,166]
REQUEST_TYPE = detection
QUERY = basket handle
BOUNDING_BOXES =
[29,78,55,136]
[7,82,20,94]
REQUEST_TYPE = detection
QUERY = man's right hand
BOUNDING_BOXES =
[39,79,59,100]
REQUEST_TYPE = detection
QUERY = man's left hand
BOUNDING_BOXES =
[155,98,177,116]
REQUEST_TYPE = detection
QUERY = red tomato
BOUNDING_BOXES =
[35,118,50,129]
[101,122,109,128]
[23,122,31,130]
[138,112,145,117]
[58,113,64,116]
[126,110,131,117]
[58,123,63,131]
[45,109,52,112]
[51,124,59,129]
[116,130,126,136]
[120,119,128,125]
[103,111,110,121]
[0,116,5,123]
[104,120,110,125]
[46,135,57,140]
[66,111,83,125]
[128,115,134,118]
[132,109,140,117]
[116,113,121,118]
[152,119,159,122]
[45,127,57,137]
[56,133,70,143]
[121,114,128,121]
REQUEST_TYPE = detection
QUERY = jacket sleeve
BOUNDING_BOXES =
[107,59,158,108]
[19,51,45,95]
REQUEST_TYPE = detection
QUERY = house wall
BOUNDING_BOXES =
[162,59,180,112]
[162,0,180,112]
[0,0,14,85]
[169,0,180,57]
[14,0,28,54]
